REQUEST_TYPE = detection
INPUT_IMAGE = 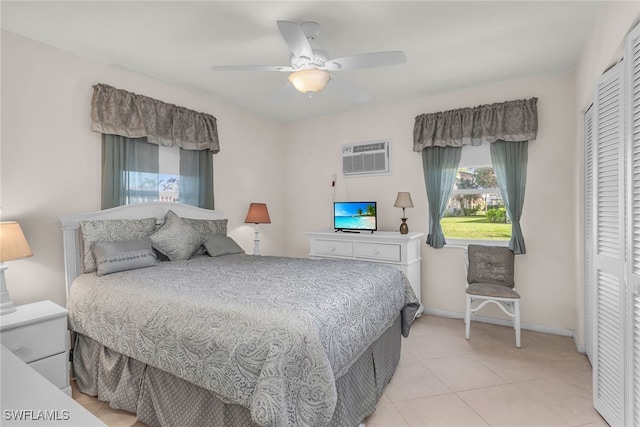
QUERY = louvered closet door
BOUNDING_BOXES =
[592,59,626,427]
[626,22,640,427]
[585,105,595,362]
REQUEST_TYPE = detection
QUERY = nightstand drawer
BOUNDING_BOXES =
[29,351,68,389]
[1,316,66,363]
[354,242,401,262]
[311,239,353,257]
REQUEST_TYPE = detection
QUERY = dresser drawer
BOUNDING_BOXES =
[354,242,401,262]
[29,351,68,389]
[1,316,66,363]
[311,239,353,257]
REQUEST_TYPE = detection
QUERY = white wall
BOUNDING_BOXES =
[283,71,579,333]
[572,3,640,348]
[0,31,286,308]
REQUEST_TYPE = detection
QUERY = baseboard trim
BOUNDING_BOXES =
[573,337,587,355]
[422,307,575,338]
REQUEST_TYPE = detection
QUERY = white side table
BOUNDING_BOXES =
[0,301,70,395]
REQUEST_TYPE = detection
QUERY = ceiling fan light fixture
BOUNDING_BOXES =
[288,69,331,94]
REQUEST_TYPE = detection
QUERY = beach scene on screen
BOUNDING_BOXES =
[334,202,376,230]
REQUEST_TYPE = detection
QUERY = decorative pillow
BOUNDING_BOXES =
[93,237,157,276]
[149,210,204,261]
[466,245,515,287]
[203,235,245,257]
[80,218,157,273]
[182,218,228,237]
[181,217,228,256]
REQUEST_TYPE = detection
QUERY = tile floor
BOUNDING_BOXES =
[72,315,607,427]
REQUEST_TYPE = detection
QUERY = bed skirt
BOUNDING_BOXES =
[72,314,402,427]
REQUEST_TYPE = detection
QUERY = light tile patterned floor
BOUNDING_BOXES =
[72,315,606,427]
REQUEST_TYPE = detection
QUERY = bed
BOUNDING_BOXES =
[59,202,419,427]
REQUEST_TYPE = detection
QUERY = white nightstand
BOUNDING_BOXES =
[0,300,70,395]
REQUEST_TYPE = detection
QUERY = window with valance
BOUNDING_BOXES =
[413,98,537,254]
[90,84,219,210]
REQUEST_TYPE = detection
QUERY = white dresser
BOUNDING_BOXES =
[306,230,424,311]
[0,300,70,395]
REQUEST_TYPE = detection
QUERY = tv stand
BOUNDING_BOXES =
[306,230,424,314]
[335,229,374,234]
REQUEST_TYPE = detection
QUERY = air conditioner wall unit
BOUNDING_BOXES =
[342,139,391,176]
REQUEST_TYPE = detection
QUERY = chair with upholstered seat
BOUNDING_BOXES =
[464,244,521,347]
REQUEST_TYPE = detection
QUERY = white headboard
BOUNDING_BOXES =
[58,202,225,302]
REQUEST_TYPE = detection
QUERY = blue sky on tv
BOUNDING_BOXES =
[335,202,376,216]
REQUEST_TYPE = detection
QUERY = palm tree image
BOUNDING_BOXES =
[365,204,376,216]
[354,204,375,216]
[334,202,377,230]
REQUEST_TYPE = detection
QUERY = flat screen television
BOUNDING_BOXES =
[333,201,377,232]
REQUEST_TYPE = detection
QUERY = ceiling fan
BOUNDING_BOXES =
[211,20,406,102]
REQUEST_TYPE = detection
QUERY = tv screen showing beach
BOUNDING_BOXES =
[334,202,377,230]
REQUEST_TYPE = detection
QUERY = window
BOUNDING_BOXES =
[441,145,511,242]
[158,174,180,203]
[115,146,180,204]
[158,146,180,203]
[101,135,213,209]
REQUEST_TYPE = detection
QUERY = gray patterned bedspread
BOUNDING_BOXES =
[67,254,418,427]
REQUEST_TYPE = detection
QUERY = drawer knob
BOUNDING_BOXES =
[330,246,336,251]
[373,249,379,255]
[12,344,23,354]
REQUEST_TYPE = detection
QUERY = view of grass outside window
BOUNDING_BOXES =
[441,166,511,240]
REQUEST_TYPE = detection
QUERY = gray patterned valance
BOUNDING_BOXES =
[91,84,219,152]
[413,98,538,151]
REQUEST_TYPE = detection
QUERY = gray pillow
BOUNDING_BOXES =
[203,234,245,257]
[80,218,157,273]
[466,245,515,287]
[93,237,157,276]
[182,217,228,256]
[149,210,204,261]
[182,217,228,237]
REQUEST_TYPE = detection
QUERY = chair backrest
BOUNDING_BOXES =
[466,244,515,288]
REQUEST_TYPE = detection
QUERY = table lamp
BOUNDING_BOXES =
[394,192,414,234]
[0,222,33,315]
[244,203,271,255]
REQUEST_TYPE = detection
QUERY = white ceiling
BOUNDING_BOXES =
[1,1,601,122]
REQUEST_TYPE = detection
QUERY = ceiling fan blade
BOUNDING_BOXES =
[324,51,406,71]
[272,82,299,104]
[329,75,370,103]
[211,65,293,72]
[277,20,313,59]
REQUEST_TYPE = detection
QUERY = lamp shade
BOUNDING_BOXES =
[288,69,331,94]
[244,203,271,224]
[0,222,33,262]
[394,192,414,209]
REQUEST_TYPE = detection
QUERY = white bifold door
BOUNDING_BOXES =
[585,104,594,364]
[592,58,626,427]
[625,21,640,427]
[587,21,640,427]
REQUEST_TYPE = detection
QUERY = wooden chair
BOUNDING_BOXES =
[464,244,521,348]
